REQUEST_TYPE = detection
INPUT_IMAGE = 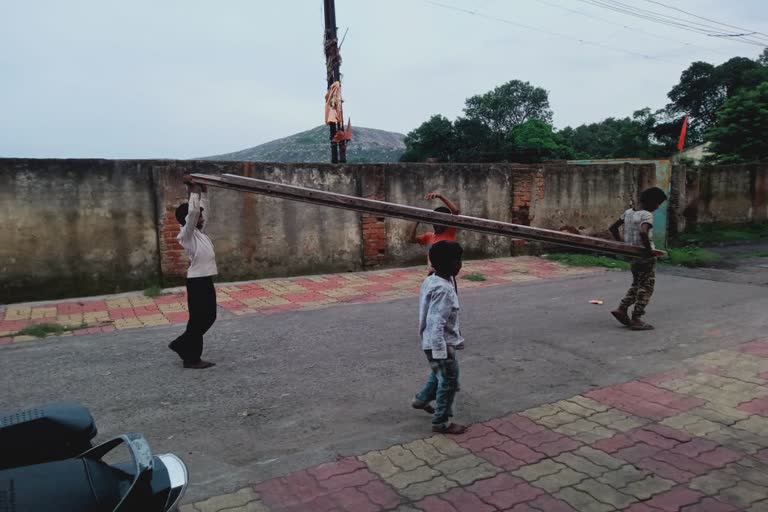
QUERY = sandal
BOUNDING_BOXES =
[611,310,631,326]
[629,320,655,331]
[184,360,216,369]
[412,400,435,415]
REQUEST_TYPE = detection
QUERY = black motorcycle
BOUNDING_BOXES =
[0,402,188,512]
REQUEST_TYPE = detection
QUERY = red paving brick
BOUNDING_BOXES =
[357,480,400,509]
[739,396,768,416]
[642,487,705,511]
[586,383,703,420]
[628,428,682,450]
[671,438,721,458]
[254,470,325,508]
[740,340,768,358]
[695,447,742,468]
[328,486,380,512]
[164,312,189,323]
[681,497,739,512]
[653,451,712,475]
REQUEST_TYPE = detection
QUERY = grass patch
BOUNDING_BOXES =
[461,272,487,282]
[662,247,720,267]
[735,250,768,259]
[677,223,768,245]
[544,253,631,270]
[143,284,163,298]
[12,322,88,339]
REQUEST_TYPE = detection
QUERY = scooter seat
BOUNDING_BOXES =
[0,402,97,469]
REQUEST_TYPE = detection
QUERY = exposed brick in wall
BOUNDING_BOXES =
[159,206,187,278]
[510,169,545,251]
[361,168,388,268]
[154,164,191,282]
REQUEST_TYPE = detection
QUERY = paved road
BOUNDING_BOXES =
[1,271,766,502]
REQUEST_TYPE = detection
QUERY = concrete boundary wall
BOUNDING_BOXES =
[1,158,763,303]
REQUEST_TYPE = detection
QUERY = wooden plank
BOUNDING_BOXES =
[187,173,664,258]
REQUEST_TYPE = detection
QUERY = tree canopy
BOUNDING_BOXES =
[400,50,768,164]
[463,80,553,137]
[707,82,768,164]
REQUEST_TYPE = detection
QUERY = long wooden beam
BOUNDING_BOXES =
[187,173,664,258]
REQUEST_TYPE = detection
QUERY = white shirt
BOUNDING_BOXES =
[419,275,463,359]
[178,192,218,278]
[622,208,655,250]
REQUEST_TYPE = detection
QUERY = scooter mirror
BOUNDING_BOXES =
[157,454,189,511]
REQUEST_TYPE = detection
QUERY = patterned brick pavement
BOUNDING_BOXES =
[181,339,768,512]
[0,257,595,344]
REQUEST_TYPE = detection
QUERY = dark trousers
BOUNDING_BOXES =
[170,276,217,363]
[620,258,657,319]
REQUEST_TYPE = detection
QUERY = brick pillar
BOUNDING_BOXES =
[510,169,545,255]
[154,165,191,283]
[361,167,388,268]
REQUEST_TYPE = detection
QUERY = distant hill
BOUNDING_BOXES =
[201,125,406,163]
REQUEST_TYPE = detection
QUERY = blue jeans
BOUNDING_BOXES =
[415,349,460,427]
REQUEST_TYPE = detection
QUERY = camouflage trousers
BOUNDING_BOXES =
[620,258,656,319]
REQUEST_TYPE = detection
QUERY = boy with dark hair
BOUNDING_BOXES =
[609,186,668,331]
[408,192,460,271]
[411,240,467,434]
[168,181,218,369]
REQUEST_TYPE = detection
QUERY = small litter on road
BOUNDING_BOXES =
[589,299,604,305]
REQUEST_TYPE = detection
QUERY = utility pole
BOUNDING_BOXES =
[323,0,346,163]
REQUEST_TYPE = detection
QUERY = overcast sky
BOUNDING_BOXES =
[1,0,767,159]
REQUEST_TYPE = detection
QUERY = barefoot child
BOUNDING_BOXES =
[609,187,668,331]
[412,241,467,434]
[168,181,218,369]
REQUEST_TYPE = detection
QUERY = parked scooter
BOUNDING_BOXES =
[0,402,188,512]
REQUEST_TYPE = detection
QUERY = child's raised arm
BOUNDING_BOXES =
[609,217,624,242]
[426,192,460,215]
[408,221,421,243]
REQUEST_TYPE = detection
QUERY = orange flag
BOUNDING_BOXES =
[344,118,352,141]
[677,115,689,151]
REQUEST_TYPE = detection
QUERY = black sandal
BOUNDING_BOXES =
[412,401,435,414]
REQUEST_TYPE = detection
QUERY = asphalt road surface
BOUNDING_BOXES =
[2,270,766,502]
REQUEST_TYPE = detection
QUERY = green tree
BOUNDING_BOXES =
[452,118,495,162]
[664,57,768,144]
[509,120,571,163]
[463,80,553,138]
[707,82,768,164]
[759,48,768,66]
[400,115,456,162]
[560,109,667,159]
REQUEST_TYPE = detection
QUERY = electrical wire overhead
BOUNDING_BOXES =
[421,0,681,64]
[639,0,768,40]
[575,0,768,47]
[532,0,737,56]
